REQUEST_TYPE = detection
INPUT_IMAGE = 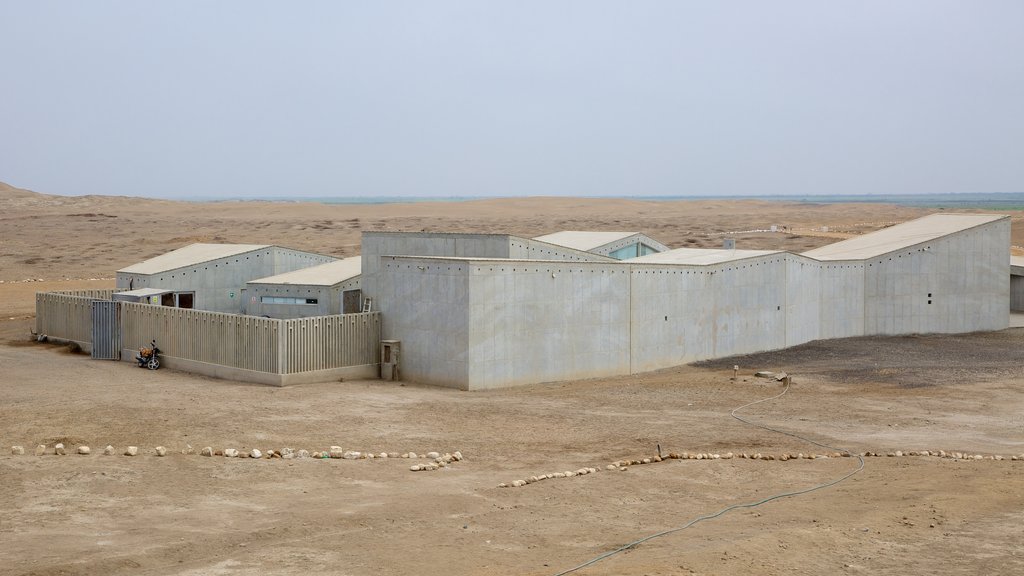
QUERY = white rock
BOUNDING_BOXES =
[364,452,374,459]
[388,452,400,459]
[200,447,213,457]
[425,464,438,471]
[296,450,310,459]
[124,446,138,456]
[974,454,983,460]
[554,472,566,478]
[223,448,239,458]
[77,446,90,455]
[281,448,295,458]
[103,445,115,455]
[378,452,388,459]
[249,449,262,459]
[330,446,345,458]
[410,465,421,471]
[182,444,194,455]
[895,451,903,457]
[565,471,576,477]
[35,445,46,456]
[498,483,508,488]
[512,480,525,487]
[712,454,721,459]
[11,446,25,455]
[606,464,617,470]
[723,452,734,459]
[342,451,359,459]
[994,455,1004,461]
[155,446,167,457]
[453,451,463,461]
[54,443,66,455]
[426,451,440,459]
[407,452,417,459]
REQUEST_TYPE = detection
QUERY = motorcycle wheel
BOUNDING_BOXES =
[147,357,160,370]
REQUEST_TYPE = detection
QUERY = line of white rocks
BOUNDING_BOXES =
[498,449,1024,488]
[10,444,463,469]
[0,277,114,284]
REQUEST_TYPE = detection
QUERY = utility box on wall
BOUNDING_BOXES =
[381,340,400,380]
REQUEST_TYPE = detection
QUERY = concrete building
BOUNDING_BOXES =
[116,243,336,314]
[245,257,362,318]
[532,231,668,260]
[361,214,1010,390]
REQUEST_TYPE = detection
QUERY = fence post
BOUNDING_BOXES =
[277,318,287,375]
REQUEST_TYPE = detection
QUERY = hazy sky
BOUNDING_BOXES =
[1,2,1022,198]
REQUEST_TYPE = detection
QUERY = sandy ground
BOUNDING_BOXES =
[2,181,1024,575]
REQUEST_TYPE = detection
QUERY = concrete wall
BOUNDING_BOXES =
[467,260,631,389]
[630,254,788,372]
[361,233,614,385]
[116,247,335,314]
[370,256,472,388]
[245,276,360,319]
[863,220,1009,334]
[816,261,866,340]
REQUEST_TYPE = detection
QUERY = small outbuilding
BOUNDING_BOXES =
[116,243,337,313]
[245,257,362,318]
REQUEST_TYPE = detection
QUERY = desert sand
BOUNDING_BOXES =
[1,181,1023,575]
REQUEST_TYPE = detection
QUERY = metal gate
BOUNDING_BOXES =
[91,300,120,360]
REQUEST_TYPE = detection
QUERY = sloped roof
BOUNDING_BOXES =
[801,214,1007,261]
[115,288,173,297]
[532,231,640,252]
[119,243,271,275]
[632,247,782,265]
[248,257,360,286]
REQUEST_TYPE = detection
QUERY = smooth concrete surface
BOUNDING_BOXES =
[370,256,472,389]
[863,218,1009,335]
[468,260,631,389]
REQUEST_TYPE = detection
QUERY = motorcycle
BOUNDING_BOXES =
[136,340,161,370]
